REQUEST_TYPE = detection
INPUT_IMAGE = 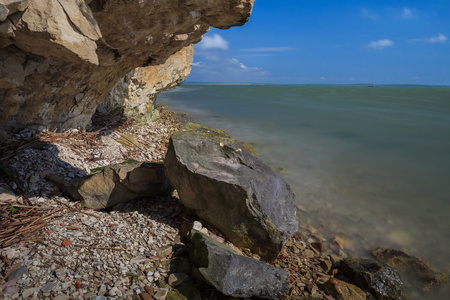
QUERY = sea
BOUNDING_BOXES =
[158,84,450,297]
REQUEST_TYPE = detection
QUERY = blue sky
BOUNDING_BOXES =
[187,0,450,85]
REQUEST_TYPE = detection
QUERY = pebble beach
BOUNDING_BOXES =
[0,106,339,299]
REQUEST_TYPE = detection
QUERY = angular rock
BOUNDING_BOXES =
[6,265,28,281]
[153,288,169,300]
[321,278,366,300]
[47,161,171,209]
[165,123,298,261]
[168,273,189,287]
[341,257,405,300]
[189,230,290,299]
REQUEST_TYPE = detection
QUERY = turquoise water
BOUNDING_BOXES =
[158,85,450,288]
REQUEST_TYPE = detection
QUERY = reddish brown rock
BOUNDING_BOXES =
[321,278,366,300]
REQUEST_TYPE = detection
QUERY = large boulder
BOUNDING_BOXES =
[189,230,290,299]
[47,161,171,209]
[0,0,255,130]
[341,258,405,300]
[164,123,298,261]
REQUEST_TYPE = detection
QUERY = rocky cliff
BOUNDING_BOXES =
[98,45,194,122]
[0,0,255,130]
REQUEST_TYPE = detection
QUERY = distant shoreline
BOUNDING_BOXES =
[183,82,450,87]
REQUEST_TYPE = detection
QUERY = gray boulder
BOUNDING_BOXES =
[189,230,290,299]
[341,257,405,300]
[48,161,171,209]
[164,123,298,261]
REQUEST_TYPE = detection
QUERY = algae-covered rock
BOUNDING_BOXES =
[189,230,290,299]
[372,247,450,290]
[320,278,366,300]
[47,161,171,209]
[341,257,405,300]
[165,123,298,261]
[372,247,433,275]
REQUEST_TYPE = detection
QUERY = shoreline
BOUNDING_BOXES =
[0,107,338,299]
[1,105,448,299]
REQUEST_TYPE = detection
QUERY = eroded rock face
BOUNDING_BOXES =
[0,0,255,130]
[164,123,298,261]
[98,45,195,121]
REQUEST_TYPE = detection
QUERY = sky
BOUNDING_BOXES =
[187,0,450,85]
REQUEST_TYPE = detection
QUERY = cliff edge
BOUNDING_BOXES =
[0,0,255,130]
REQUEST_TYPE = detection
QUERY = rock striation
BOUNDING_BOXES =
[0,0,255,130]
[164,123,298,261]
[98,45,194,122]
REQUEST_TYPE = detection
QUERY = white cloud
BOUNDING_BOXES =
[402,7,414,19]
[424,34,447,43]
[197,34,229,50]
[367,39,394,49]
[192,62,202,67]
[361,9,377,20]
[239,47,297,52]
[229,58,268,75]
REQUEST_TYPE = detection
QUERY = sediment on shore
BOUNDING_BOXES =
[1,105,448,299]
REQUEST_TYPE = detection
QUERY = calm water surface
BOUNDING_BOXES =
[158,85,450,296]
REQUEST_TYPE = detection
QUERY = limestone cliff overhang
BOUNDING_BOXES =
[0,0,255,130]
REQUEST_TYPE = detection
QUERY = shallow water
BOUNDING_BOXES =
[158,85,450,296]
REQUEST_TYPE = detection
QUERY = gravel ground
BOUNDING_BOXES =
[0,107,342,300]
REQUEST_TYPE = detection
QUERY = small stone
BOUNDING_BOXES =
[168,273,189,287]
[6,266,28,281]
[311,242,325,253]
[304,249,315,258]
[22,287,40,298]
[192,221,202,231]
[52,294,69,300]
[156,246,173,258]
[320,260,333,273]
[41,281,57,293]
[109,286,119,296]
[139,293,154,300]
[153,288,169,300]
[144,285,155,294]
[5,248,19,260]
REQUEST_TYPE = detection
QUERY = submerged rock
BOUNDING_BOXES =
[189,230,290,299]
[372,247,433,275]
[164,123,298,261]
[372,247,450,290]
[320,278,366,300]
[47,161,170,209]
[341,257,405,300]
